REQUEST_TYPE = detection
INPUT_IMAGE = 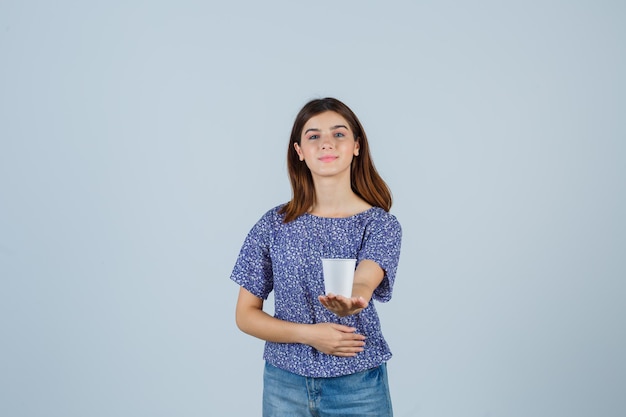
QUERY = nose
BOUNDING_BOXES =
[320,132,334,149]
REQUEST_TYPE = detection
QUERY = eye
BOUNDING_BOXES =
[308,134,319,140]
[334,132,345,138]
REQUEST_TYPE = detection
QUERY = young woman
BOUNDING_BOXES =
[231,97,402,416]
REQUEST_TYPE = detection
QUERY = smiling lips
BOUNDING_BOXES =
[319,155,338,162]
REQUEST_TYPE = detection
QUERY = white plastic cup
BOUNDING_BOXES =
[321,258,356,297]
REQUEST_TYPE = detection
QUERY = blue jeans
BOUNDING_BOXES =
[262,362,393,417]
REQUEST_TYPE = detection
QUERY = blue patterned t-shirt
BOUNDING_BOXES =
[230,204,402,378]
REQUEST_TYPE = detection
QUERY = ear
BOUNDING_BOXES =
[294,142,304,161]
[354,138,360,156]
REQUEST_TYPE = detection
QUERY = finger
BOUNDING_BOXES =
[338,332,367,342]
[331,348,362,356]
[331,324,359,333]
[319,297,339,308]
[337,341,363,348]
[340,339,366,347]
[334,346,365,356]
[318,295,337,306]
[345,336,366,343]
[333,352,359,357]
[326,297,346,308]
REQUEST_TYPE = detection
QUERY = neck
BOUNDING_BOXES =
[310,176,369,218]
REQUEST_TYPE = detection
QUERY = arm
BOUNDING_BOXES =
[235,286,366,357]
[318,259,384,317]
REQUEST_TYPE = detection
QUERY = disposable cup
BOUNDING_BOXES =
[321,258,356,297]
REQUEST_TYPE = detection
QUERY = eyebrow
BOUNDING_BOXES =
[304,125,349,134]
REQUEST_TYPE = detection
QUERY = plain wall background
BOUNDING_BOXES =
[1,1,624,416]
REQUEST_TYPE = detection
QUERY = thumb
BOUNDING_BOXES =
[355,296,368,307]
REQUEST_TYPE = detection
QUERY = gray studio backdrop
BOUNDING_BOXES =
[1,1,624,416]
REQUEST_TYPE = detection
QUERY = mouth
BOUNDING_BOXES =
[319,155,338,162]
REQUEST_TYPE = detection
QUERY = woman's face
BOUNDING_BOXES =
[294,111,360,180]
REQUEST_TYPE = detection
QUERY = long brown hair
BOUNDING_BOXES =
[279,97,392,223]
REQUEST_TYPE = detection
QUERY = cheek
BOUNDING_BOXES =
[301,144,316,157]
[294,143,305,159]
[341,142,358,153]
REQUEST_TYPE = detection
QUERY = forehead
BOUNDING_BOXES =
[302,111,351,131]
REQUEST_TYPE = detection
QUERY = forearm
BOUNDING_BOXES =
[351,259,384,302]
[236,305,310,345]
[351,282,374,303]
[236,287,366,356]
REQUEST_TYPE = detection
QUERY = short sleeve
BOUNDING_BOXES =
[357,212,402,302]
[230,210,275,299]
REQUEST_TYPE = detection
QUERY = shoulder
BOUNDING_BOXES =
[361,207,402,242]
[242,204,288,245]
[253,203,288,229]
[366,207,401,228]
